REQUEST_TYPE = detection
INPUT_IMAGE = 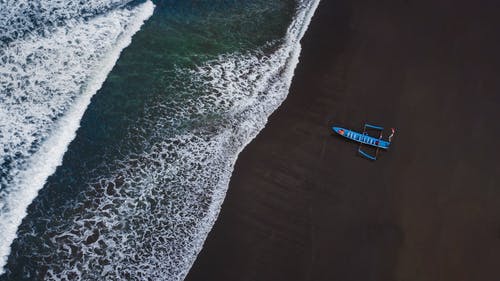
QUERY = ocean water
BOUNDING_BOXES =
[0,0,319,280]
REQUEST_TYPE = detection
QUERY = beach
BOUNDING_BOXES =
[186,0,500,280]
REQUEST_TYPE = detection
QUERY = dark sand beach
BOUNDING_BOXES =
[186,0,500,280]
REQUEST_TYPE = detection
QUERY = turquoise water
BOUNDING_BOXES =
[0,0,318,280]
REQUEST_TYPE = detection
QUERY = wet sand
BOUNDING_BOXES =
[186,0,500,280]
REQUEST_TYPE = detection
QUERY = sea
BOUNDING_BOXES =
[0,0,319,280]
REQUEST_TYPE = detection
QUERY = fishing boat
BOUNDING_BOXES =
[332,123,395,160]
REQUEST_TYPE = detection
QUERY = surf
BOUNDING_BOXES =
[19,0,321,280]
[0,0,154,274]
[0,0,320,280]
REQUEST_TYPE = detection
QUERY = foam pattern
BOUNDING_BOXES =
[0,0,154,275]
[0,0,132,44]
[7,0,320,280]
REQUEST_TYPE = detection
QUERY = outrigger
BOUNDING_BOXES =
[332,123,395,160]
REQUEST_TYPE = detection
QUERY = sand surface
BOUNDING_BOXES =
[186,1,500,280]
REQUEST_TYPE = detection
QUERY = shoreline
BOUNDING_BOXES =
[180,1,321,279]
[186,0,500,280]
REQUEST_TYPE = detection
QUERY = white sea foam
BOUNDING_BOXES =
[31,0,320,280]
[0,0,131,42]
[0,1,154,275]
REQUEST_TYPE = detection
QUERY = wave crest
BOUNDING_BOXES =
[10,1,320,280]
[0,0,155,275]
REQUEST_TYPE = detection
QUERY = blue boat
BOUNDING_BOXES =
[332,123,395,160]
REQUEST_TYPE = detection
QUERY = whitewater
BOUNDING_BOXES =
[0,0,320,280]
[0,0,154,274]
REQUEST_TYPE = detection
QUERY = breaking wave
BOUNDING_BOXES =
[0,0,320,280]
[3,1,320,280]
[0,0,154,274]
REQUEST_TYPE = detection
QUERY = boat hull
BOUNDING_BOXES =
[332,126,390,149]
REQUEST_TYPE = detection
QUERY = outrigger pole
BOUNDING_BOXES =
[358,123,384,160]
